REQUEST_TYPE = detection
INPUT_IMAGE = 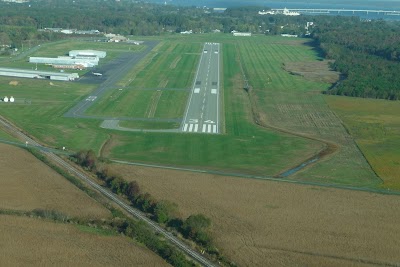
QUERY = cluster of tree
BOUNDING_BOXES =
[71,150,215,251]
[312,16,400,100]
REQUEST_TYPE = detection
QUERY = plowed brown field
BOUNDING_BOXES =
[113,164,400,267]
[0,215,170,266]
[0,143,109,219]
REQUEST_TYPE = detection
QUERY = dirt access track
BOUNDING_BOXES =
[114,163,400,267]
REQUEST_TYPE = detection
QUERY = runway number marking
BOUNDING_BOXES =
[86,96,97,101]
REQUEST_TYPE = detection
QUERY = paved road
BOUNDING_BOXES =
[0,117,217,267]
[64,41,159,118]
[181,42,221,134]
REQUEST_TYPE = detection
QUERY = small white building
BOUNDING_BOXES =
[233,32,252,37]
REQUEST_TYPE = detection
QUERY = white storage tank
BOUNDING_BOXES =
[3,96,8,102]
[10,96,15,102]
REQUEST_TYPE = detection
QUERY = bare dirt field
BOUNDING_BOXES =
[283,60,341,84]
[0,143,110,219]
[113,163,400,267]
[0,215,170,266]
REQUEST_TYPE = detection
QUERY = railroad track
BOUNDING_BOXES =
[0,117,217,267]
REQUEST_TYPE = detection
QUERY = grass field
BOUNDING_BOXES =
[85,88,188,119]
[104,39,322,175]
[231,37,379,186]
[0,215,170,266]
[87,41,199,119]
[326,96,400,190]
[0,143,110,219]
[113,163,400,267]
[0,76,110,152]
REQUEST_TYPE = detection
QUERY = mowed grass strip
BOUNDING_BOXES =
[326,96,400,190]
[85,88,155,118]
[128,41,200,89]
[87,41,199,120]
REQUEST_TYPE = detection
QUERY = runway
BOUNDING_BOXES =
[181,42,221,134]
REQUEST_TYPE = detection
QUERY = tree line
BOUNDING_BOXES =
[70,150,229,263]
[1,0,399,100]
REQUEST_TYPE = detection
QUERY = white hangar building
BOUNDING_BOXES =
[0,68,79,81]
[69,50,106,58]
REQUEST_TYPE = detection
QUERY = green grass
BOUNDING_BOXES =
[127,41,200,89]
[326,96,400,190]
[87,40,198,120]
[85,88,188,119]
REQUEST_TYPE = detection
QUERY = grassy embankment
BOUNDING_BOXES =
[326,96,400,190]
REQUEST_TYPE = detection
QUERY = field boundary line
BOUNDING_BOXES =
[111,159,400,196]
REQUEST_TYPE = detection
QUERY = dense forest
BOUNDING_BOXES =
[313,17,400,100]
[0,0,399,100]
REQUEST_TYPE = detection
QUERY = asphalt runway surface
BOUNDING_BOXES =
[64,41,159,118]
[181,42,221,134]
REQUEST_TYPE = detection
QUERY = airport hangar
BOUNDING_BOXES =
[0,67,79,81]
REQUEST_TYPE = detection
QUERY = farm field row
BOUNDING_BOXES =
[0,215,170,266]
[235,38,380,186]
[326,96,400,190]
[0,143,110,219]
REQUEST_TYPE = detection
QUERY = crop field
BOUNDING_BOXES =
[0,143,110,219]
[0,215,170,266]
[234,38,380,186]
[113,163,400,267]
[326,96,400,190]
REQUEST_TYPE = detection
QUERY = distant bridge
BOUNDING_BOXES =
[271,8,400,16]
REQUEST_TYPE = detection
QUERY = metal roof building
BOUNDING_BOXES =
[69,50,106,58]
[29,56,98,67]
[0,68,79,81]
